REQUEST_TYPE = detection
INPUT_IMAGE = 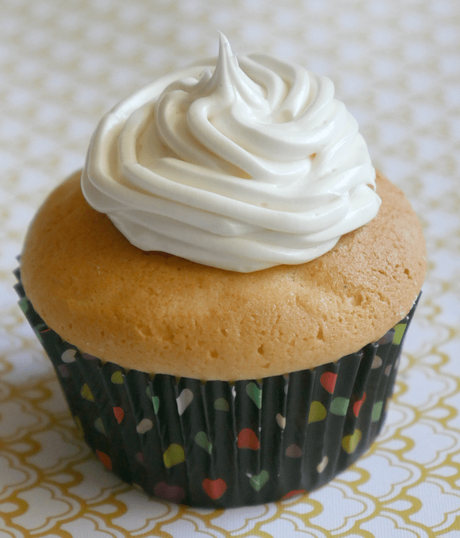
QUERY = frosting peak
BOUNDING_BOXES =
[82,35,381,272]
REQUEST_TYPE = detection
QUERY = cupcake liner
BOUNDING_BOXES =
[14,268,419,508]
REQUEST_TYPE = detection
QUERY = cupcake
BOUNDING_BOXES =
[17,35,426,507]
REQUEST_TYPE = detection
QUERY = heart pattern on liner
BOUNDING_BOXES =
[202,478,227,500]
[136,418,153,434]
[14,272,418,508]
[61,349,77,363]
[238,428,260,450]
[320,372,337,394]
[176,388,193,415]
[276,413,286,429]
[154,482,185,504]
[250,471,270,492]
[317,456,329,473]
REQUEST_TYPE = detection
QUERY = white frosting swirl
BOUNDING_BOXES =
[82,34,380,272]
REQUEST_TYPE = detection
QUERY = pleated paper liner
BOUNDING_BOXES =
[14,267,419,508]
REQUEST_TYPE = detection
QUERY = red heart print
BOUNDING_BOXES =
[202,478,227,500]
[113,407,124,424]
[320,372,337,394]
[96,450,112,471]
[353,393,366,417]
[282,489,307,500]
[237,428,260,450]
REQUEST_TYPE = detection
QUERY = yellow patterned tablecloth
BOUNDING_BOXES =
[1,0,459,536]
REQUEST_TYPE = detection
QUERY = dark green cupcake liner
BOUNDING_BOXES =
[14,267,419,508]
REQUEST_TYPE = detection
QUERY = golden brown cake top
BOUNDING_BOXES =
[21,170,426,380]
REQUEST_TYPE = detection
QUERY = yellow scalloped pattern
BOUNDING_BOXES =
[1,0,459,536]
